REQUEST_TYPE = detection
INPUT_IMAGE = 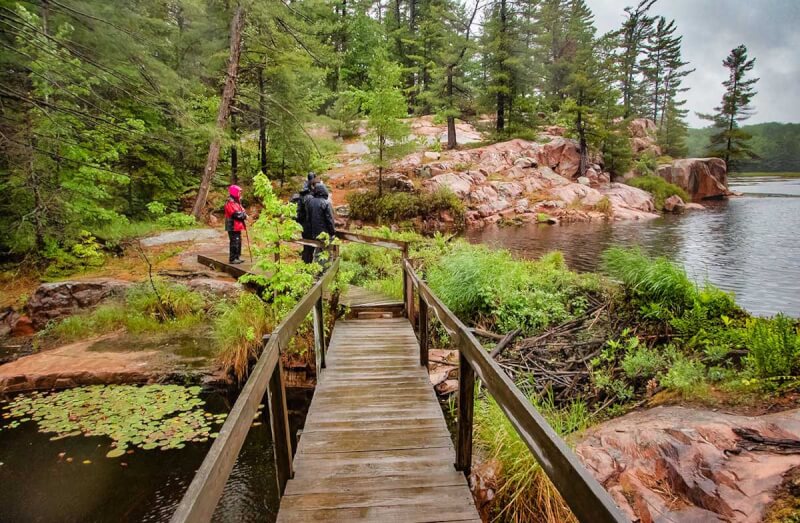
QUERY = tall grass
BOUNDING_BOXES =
[43,280,209,343]
[475,390,591,523]
[601,247,696,309]
[426,244,600,334]
[212,293,275,381]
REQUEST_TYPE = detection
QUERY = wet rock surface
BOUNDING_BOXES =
[575,406,800,523]
[657,158,731,201]
[27,278,132,329]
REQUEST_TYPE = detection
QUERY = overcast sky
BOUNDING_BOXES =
[587,0,800,127]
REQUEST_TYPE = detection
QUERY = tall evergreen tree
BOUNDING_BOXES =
[698,44,759,169]
[618,0,657,118]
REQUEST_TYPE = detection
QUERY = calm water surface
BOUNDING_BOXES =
[467,174,800,317]
[0,388,291,522]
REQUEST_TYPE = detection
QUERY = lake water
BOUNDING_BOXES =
[467,174,800,317]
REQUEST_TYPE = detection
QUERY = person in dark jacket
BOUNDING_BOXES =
[295,173,317,263]
[304,183,335,264]
[224,185,247,264]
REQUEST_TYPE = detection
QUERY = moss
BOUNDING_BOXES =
[346,188,465,224]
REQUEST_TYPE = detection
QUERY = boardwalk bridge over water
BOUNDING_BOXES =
[174,232,625,523]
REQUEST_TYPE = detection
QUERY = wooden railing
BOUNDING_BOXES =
[402,258,626,523]
[170,258,340,523]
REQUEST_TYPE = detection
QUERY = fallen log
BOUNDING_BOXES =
[489,329,521,358]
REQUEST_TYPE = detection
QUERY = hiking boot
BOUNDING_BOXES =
[231,258,244,265]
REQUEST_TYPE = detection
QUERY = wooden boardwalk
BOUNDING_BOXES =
[277,318,480,522]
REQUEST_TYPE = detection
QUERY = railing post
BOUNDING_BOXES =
[401,261,409,319]
[456,350,475,475]
[312,294,326,371]
[268,359,293,495]
[418,293,428,367]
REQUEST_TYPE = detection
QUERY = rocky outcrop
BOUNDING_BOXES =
[656,158,731,201]
[629,118,662,157]
[576,406,800,523]
[27,279,132,329]
[410,137,658,226]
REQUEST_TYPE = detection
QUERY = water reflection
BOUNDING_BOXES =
[467,176,800,317]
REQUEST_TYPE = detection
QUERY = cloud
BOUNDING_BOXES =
[587,0,800,126]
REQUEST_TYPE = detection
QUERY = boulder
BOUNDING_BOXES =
[383,173,415,192]
[468,186,498,205]
[491,181,524,199]
[600,183,656,213]
[577,176,591,186]
[425,173,473,198]
[628,118,657,138]
[663,194,686,213]
[423,151,441,161]
[185,278,242,298]
[533,137,582,178]
[549,183,604,207]
[656,158,731,201]
[576,406,800,523]
[27,279,132,329]
[334,204,350,217]
[685,202,706,211]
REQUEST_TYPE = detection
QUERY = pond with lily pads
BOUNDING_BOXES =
[0,384,281,522]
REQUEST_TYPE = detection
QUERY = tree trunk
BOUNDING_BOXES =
[446,66,457,149]
[378,136,384,197]
[258,65,267,175]
[576,106,588,178]
[191,5,245,219]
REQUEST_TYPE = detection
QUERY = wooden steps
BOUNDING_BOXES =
[276,318,480,522]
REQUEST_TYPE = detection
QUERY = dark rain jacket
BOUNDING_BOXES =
[305,185,335,240]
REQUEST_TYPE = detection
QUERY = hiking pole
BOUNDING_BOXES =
[243,222,254,263]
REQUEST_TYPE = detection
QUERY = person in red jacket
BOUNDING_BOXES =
[224,185,247,264]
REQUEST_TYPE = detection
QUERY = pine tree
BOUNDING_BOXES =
[618,0,657,118]
[641,17,692,124]
[698,44,759,169]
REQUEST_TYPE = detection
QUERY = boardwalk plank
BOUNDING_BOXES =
[277,318,479,522]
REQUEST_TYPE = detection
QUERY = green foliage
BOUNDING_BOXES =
[156,213,196,229]
[0,385,226,455]
[346,189,464,224]
[744,315,800,379]
[626,175,690,209]
[427,244,600,334]
[354,51,413,194]
[240,173,320,311]
[43,232,106,277]
[660,354,708,396]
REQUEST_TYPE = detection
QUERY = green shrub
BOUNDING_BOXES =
[126,279,206,318]
[744,314,800,378]
[626,175,691,209]
[157,212,196,229]
[346,188,464,224]
[43,232,106,277]
[660,354,707,396]
[621,344,667,380]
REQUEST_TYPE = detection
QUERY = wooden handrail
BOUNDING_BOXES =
[402,258,626,523]
[171,258,340,523]
[335,230,408,252]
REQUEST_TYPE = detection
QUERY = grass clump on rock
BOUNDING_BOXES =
[626,175,690,209]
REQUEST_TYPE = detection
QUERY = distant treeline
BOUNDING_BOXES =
[687,122,800,172]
